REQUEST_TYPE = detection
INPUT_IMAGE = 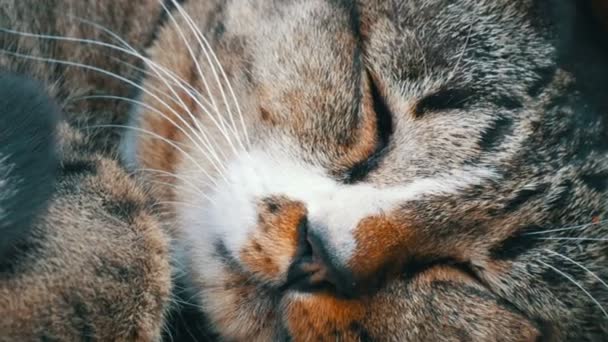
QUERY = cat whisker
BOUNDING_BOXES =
[148,181,213,202]
[167,293,205,311]
[524,219,608,236]
[158,1,222,129]
[106,55,204,103]
[158,1,244,155]
[70,14,223,116]
[1,26,236,165]
[71,94,228,177]
[170,0,251,147]
[87,123,220,187]
[70,15,229,123]
[132,167,215,193]
[155,201,209,211]
[67,15,134,49]
[0,40,231,181]
[544,249,608,293]
[537,237,608,242]
[536,259,608,319]
[447,23,474,83]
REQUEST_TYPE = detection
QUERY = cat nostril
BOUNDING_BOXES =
[284,221,356,297]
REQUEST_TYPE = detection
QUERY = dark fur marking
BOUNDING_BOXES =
[262,197,281,213]
[162,275,220,342]
[69,297,95,342]
[490,226,544,260]
[278,329,293,342]
[413,88,474,118]
[527,67,557,97]
[343,75,393,184]
[102,198,141,225]
[0,234,43,275]
[429,281,495,302]
[213,22,226,40]
[503,184,549,213]
[581,173,608,192]
[40,334,60,342]
[478,116,514,153]
[349,321,372,342]
[60,160,97,176]
[493,95,523,110]
[546,180,572,208]
[540,266,564,286]
[145,0,187,48]
[212,240,242,273]
[96,258,134,283]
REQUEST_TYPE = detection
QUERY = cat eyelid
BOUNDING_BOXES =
[413,88,475,118]
[343,74,394,184]
[369,74,394,150]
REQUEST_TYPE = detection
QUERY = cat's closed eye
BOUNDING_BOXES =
[413,88,473,118]
[343,75,394,184]
[369,75,394,151]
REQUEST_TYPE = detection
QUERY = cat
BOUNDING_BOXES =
[1,0,607,340]
[124,0,608,340]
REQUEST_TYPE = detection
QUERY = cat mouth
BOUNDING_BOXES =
[280,261,331,293]
[212,233,346,297]
[211,220,363,299]
[281,222,359,297]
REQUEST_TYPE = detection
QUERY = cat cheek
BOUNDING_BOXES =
[201,269,278,340]
[280,292,367,342]
[345,215,418,293]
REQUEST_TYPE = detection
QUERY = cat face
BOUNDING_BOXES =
[128,0,608,339]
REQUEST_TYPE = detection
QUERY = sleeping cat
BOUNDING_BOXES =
[123,0,608,340]
[1,0,607,340]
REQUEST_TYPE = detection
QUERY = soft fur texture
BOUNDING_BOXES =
[1,0,608,341]
[0,1,171,340]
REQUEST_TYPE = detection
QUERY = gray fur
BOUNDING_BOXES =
[0,0,606,340]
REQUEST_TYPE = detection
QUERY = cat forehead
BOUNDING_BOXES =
[222,0,553,84]
[207,0,556,138]
[210,0,552,144]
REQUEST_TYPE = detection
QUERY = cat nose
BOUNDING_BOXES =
[285,220,358,298]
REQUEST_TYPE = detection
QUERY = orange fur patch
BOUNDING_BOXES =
[334,76,382,171]
[349,215,416,288]
[283,292,367,341]
[240,198,307,283]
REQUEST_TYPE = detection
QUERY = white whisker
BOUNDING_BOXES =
[0,37,231,181]
[537,260,608,318]
[544,249,608,293]
[71,94,228,177]
[159,1,244,155]
[149,180,213,202]
[524,220,608,236]
[447,23,474,83]
[170,0,250,147]
[0,24,234,167]
[132,167,214,193]
[156,201,208,211]
[88,124,219,186]
[538,237,608,242]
